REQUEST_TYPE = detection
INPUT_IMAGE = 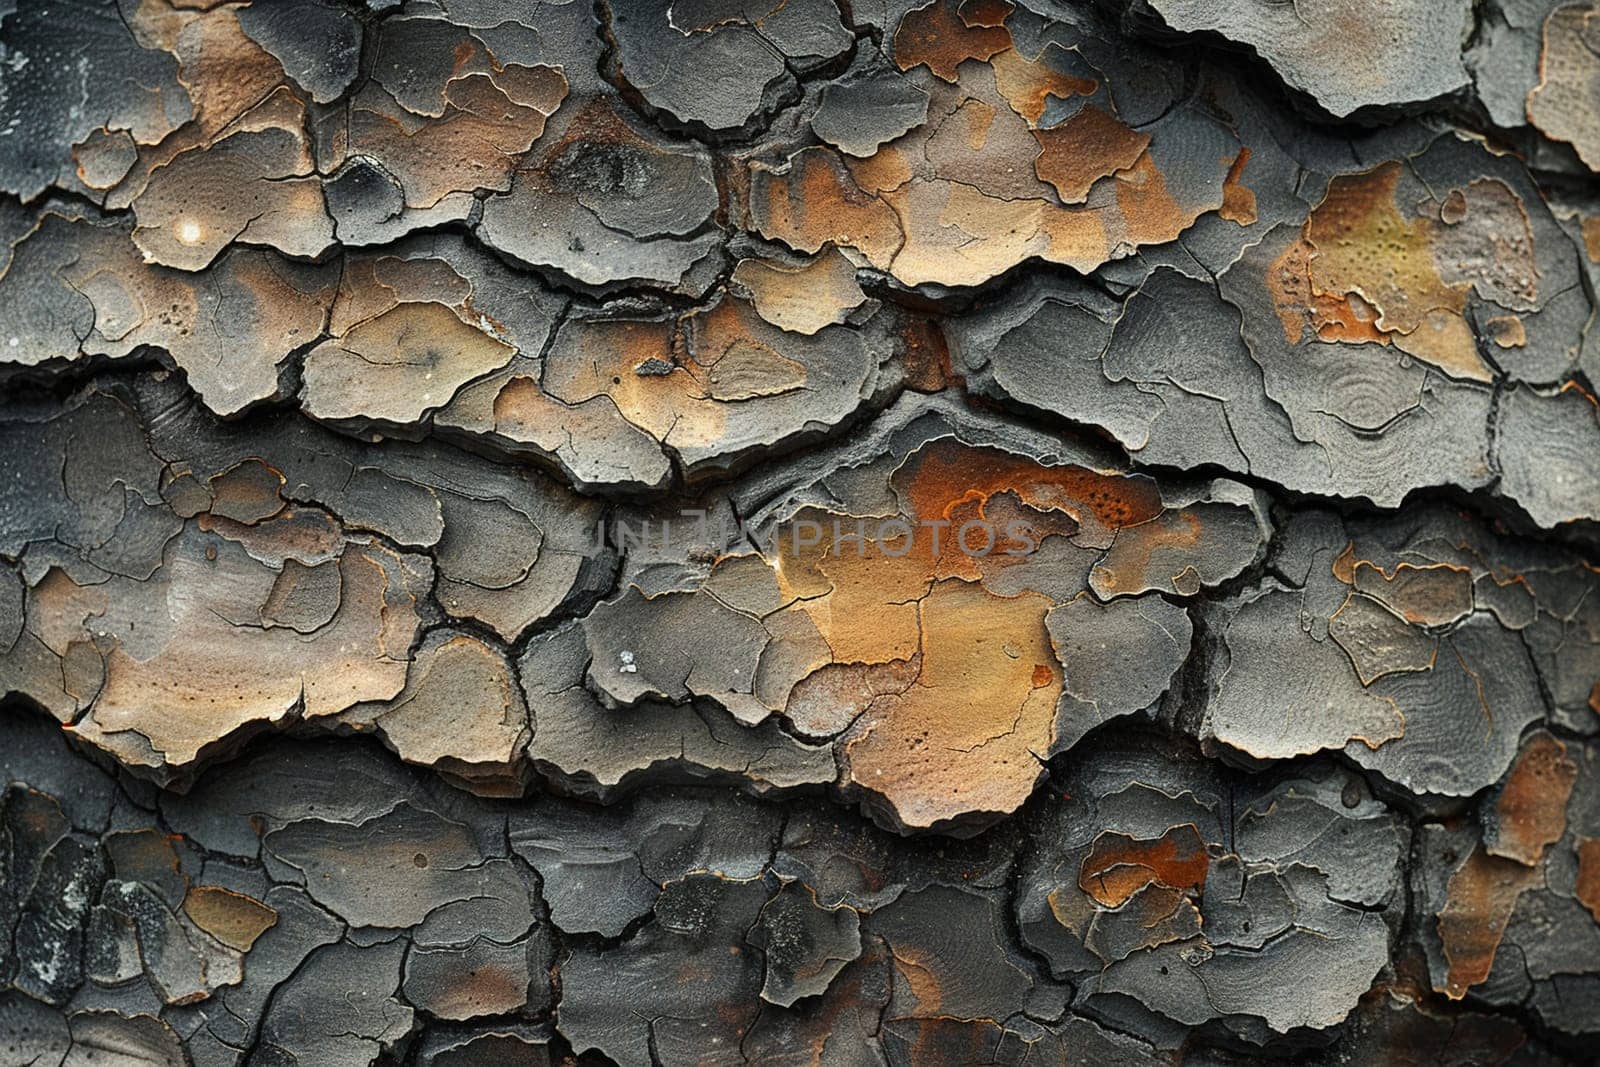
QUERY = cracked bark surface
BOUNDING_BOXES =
[1,0,1599,1063]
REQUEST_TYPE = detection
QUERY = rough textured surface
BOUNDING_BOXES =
[1,0,1599,1063]
[1135,0,1475,117]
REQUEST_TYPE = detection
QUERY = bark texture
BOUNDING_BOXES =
[1,0,1599,1063]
